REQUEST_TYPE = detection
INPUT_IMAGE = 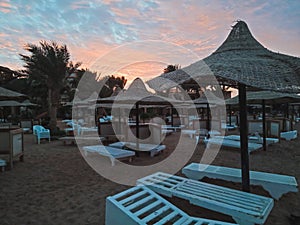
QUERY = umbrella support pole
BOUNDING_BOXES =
[238,83,250,192]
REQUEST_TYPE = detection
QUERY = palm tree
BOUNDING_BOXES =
[20,41,81,132]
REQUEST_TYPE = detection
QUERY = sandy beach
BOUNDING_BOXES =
[0,124,299,225]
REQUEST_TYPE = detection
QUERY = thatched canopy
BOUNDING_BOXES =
[193,91,226,105]
[97,78,183,105]
[0,87,27,100]
[226,91,300,105]
[147,21,300,93]
[0,100,24,107]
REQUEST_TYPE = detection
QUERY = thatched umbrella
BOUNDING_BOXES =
[0,100,24,107]
[96,78,187,150]
[226,91,300,105]
[0,87,27,100]
[147,20,300,192]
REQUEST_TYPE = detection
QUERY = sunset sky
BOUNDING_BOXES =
[1,0,300,84]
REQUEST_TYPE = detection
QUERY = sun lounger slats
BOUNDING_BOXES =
[109,142,165,157]
[280,130,297,140]
[214,135,279,145]
[106,186,237,225]
[82,145,135,166]
[204,137,262,153]
[137,172,274,225]
[183,163,298,200]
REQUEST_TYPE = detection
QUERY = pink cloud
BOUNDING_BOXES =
[0,1,12,13]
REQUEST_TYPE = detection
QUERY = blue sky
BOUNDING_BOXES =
[1,0,300,82]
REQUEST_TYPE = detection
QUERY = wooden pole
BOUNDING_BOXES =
[262,99,267,151]
[229,105,232,126]
[206,103,210,131]
[171,106,174,126]
[238,83,250,192]
[135,102,140,155]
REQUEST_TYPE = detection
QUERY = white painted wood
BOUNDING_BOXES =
[137,172,274,225]
[109,142,165,157]
[82,145,135,166]
[204,137,262,152]
[105,186,237,225]
[280,130,297,140]
[213,135,279,145]
[0,159,6,171]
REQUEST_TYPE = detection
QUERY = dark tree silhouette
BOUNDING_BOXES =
[20,40,81,131]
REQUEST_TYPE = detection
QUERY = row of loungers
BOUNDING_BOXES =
[106,166,298,225]
[204,137,263,153]
[81,142,166,166]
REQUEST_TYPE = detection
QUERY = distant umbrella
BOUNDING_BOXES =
[21,99,37,107]
[0,100,23,107]
[0,87,27,100]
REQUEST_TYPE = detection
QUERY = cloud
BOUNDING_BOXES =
[0,0,299,74]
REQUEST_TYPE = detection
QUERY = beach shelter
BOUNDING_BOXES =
[147,20,300,192]
[0,87,27,100]
[96,78,187,148]
[0,100,24,107]
[227,91,300,150]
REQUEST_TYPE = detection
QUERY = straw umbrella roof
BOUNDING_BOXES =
[0,87,27,100]
[193,91,226,105]
[0,100,24,107]
[147,20,300,93]
[97,78,184,105]
[21,99,37,106]
[226,91,300,105]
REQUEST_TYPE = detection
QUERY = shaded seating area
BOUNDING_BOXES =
[137,172,274,225]
[82,145,135,166]
[182,163,298,200]
[33,125,50,144]
[106,185,237,225]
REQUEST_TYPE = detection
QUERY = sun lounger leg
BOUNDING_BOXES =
[109,157,115,166]
[233,217,254,225]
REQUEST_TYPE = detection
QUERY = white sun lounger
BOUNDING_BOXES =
[0,159,6,172]
[182,163,298,200]
[106,185,237,225]
[82,145,135,166]
[280,130,297,141]
[137,172,274,225]
[204,137,262,153]
[59,136,104,145]
[109,142,165,157]
[214,135,279,145]
[162,125,185,132]
[78,126,98,135]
